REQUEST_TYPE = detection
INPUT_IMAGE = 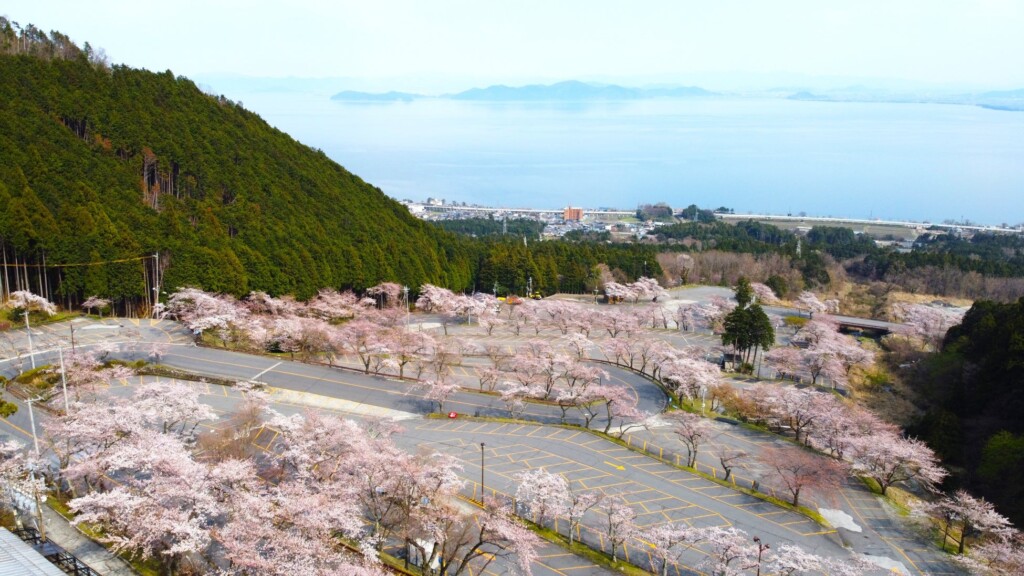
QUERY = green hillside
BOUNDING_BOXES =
[0,19,473,310]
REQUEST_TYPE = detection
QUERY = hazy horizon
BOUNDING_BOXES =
[8,1,1024,91]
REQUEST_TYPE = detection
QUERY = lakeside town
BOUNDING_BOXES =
[402,197,1024,244]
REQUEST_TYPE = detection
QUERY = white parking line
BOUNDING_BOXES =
[251,361,282,380]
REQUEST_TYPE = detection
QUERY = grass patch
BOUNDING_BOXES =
[425,412,543,426]
[136,364,239,388]
[521,518,653,575]
[857,477,913,516]
[783,316,809,329]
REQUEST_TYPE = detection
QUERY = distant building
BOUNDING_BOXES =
[563,206,583,221]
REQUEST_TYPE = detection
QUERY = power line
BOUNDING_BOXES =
[0,254,156,268]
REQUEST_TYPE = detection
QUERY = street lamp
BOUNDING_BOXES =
[753,536,770,576]
[480,442,486,505]
[402,286,410,331]
[58,347,70,413]
[23,312,35,369]
[69,323,76,353]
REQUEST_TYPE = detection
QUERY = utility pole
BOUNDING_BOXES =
[23,311,35,369]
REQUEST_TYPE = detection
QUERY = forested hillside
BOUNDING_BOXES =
[910,298,1024,524]
[0,19,475,311]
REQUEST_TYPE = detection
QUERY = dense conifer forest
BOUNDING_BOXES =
[0,19,478,311]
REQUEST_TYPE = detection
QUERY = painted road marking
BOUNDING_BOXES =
[251,361,282,380]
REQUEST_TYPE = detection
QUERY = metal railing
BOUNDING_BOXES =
[12,527,102,576]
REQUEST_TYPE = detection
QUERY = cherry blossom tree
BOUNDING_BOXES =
[215,474,374,576]
[81,295,110,317]
[764,346,803,380]
[750,282,779,305]
[477,312,505,335]
[305,288,359,321]
[419,379,462,413]
[339,318,384,373]
[661,356,721,405]
[515,468,569,528]
[565,486,602,546]
[917,490,1013,554]
[391,329,434,379]
[166,287,246,345]
[69,429,220,573]
[642,522,707,576]
[244,290,300,316]
[675,303,699,332]
[701,526,758,576]
[563,333,592,360]
[807,404,891,461]
[893,302,966,350]
[803,345,847,388]
[416,284,461,334]
[6,290,57,315]
[411,497,538,576]
[133,380,218,437]
[762,386,834,445]
[366,282,403,308]
[759,446,846,508]
[958,532,1024,576]
[599,308,640,338]
[796,291,828,315]
[671,412,713,468]
[596,384,646,435]
[714,450,745,483]
[850,432,947,495]
[497,380,533,418]
[602,495,638,562]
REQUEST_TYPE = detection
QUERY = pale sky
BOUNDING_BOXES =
[5,0,1024,90]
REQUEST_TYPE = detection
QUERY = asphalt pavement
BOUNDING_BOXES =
[0,315,960,575]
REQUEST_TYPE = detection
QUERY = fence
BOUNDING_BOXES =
[12,527,102,576]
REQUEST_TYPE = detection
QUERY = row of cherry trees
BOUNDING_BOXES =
[513,468,873,576]
[17,376,540,576]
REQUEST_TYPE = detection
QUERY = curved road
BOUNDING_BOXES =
[0,316,957,575]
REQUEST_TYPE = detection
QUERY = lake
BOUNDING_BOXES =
[236,92,1024,225]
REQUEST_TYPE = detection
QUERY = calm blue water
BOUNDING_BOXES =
[238,93,1024,225]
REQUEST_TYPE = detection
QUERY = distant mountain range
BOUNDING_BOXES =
[331,80,717,102]
[786,87,1024,111]
[331,80,1024,111]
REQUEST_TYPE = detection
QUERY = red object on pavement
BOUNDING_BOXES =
[448,411,458,419]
